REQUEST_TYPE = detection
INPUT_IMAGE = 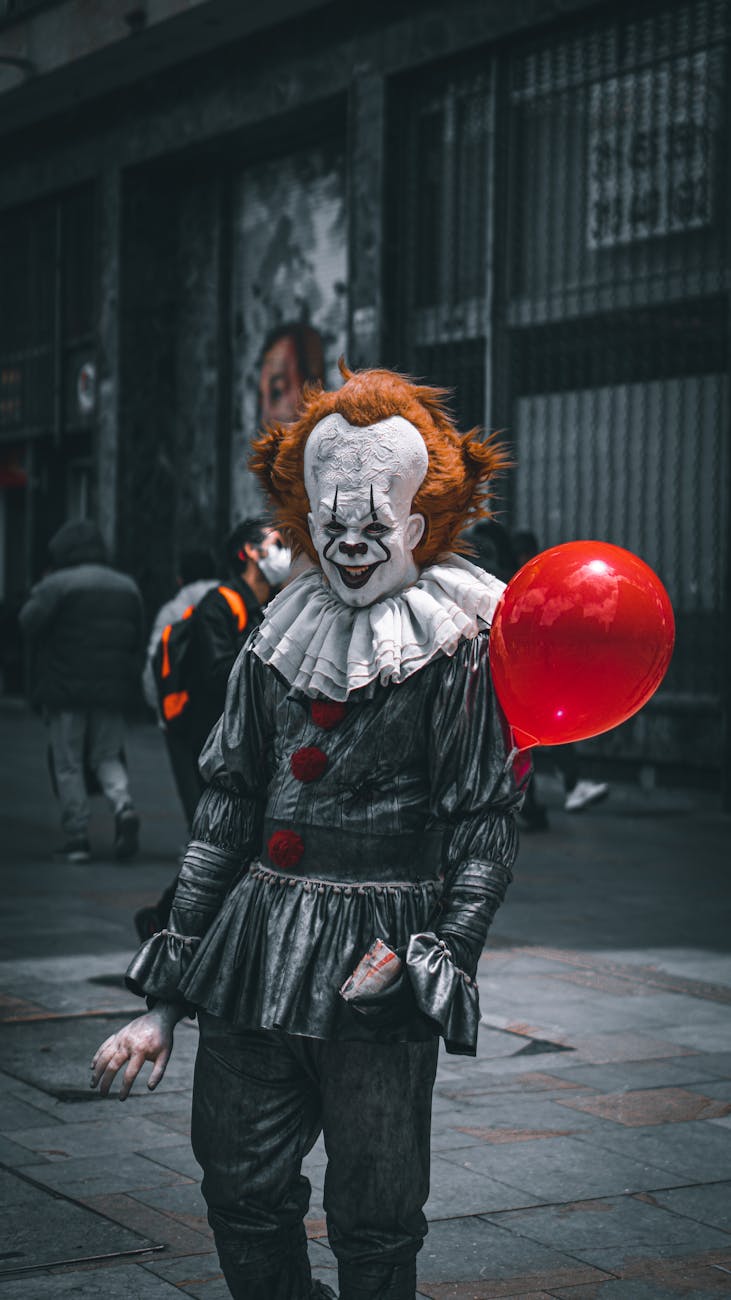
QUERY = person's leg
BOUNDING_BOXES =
[320,1037,439,1300]
[88,711,139,857]
[87,710,131,811]
[192,1014,321,1300]
[47,710,90,852]
[556,742,610,812]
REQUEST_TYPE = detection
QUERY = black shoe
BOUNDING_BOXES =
[54,837,91,864]
[134,905,161,942]
[114,805,140,860]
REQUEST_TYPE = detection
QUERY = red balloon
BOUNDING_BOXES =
[489,541,675,750]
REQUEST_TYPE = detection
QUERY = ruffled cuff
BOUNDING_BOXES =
[406,931,479,1056]
[125,929,201,1008]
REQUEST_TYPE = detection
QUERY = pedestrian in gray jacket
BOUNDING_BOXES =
[19,520,144,863]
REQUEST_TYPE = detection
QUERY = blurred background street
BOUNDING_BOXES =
[1,700,729,1298]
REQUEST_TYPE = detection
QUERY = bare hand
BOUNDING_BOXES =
[90,1004,179,1100]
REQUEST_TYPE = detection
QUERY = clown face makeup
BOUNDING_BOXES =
[304,413,428,607]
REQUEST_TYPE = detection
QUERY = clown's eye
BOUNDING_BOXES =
[325,522,346,536]
[365,522,389,537]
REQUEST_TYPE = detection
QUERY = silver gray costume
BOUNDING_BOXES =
[127,625,521,1299]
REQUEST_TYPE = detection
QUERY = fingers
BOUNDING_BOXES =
[147,1046,171,1092]
[119,1052,146,1102]
[98,1049,132,1098]
[90,1034,118,1074]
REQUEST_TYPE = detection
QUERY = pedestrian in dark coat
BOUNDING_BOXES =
[19,519,144,863]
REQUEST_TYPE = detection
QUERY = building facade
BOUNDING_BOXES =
[0,0,728,793]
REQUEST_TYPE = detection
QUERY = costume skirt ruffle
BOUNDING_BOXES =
[176,864,440,1038]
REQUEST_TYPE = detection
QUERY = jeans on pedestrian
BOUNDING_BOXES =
[191,1013,439,1300]
[47,709,132,837]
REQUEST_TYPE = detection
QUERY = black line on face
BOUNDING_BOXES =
[370,484,377,521]
[323,485,340,562]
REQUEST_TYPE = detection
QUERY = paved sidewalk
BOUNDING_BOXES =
[0,702,730,1298]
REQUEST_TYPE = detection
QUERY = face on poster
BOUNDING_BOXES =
[232,143,347,514]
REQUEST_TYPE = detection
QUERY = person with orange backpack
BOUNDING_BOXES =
[143,548,219,825]
[186,520,288,760]
[135,520,289,939]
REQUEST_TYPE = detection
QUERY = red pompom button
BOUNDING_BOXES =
[268,830,305,870]
[311,700,347,730]
[290,746,328,782]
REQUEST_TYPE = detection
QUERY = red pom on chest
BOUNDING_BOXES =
[310,700,347,730]
[267,830,305,870]
[290,746,328,782]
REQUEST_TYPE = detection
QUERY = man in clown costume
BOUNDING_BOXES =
[91,366,523,1300]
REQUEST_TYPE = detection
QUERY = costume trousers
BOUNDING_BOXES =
[47,709,131,837]
[192,1013,439,1300]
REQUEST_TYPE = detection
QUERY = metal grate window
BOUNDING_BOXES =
[505,0,729,756]
[386,64,492,433]
[387,0,729,770]
[0,186,96,442]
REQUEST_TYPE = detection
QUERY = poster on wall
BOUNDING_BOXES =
[231,142,347,516]
[586,50,722,250]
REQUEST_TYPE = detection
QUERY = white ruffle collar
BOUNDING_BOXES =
[252,554,505,700]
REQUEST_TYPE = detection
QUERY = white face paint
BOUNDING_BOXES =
[304,413,428,608]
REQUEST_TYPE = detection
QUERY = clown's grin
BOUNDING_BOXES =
[332,561,384,590]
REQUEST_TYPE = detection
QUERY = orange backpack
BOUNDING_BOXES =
[152,586,247,735]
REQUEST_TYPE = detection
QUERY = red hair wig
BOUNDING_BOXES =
[250,363,510,567]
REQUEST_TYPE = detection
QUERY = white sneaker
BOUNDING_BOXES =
[564,779,609,812]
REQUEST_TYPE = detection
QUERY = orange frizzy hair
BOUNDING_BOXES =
[250,363,511,567]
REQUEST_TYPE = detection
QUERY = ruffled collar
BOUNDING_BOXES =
[252,554,505,700]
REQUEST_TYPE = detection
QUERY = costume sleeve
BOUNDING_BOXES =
[125,640,274,1005]
[406,630,524,1054]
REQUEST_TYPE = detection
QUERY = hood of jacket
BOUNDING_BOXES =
[49,520,108,569]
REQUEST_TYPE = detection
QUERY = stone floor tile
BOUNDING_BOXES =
[142,1251,223,1287]
[655,1023,731,1053]
[570,1118,731,1182]
[426,1154,542,1218]
[481,1192,731,1261]
[420,1290,558,1300]
[550,1274,730,1299]
[689,1052,731,1077]
[446,1094,608,1135]
[552,1058,721,1092]
[8,1115,189,1161]
[555,1086,731,1127]
[0,1133,51,1167]
[0,1168,156,1279]
[687,1079,731,1102]
[638,1182,731,1232]
[78,1191,213,1255]
[417,1214,608,1292]
[0,1095,65,1131]
[0,1263,183,1297]
[564,1032,696,1065]
[439,1134,688,1201]
[121,1180,209,1228]
[15,1151,191,1197]
[143,1143,202,1180]
[584,1243,731,1280]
